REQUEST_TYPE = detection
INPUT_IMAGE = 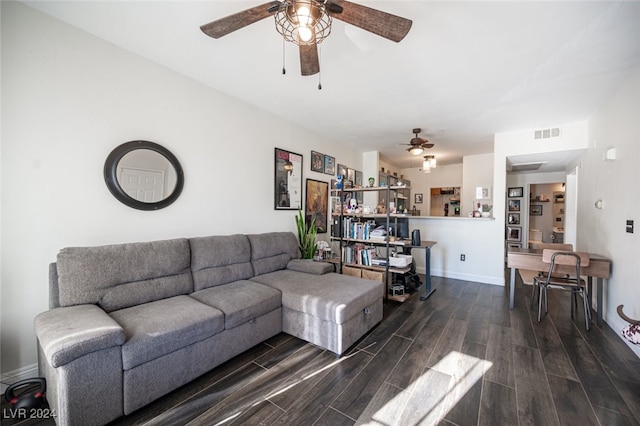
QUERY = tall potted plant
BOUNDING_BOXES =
[295,207,317,259]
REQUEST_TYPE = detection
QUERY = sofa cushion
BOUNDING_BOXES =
[109,295,224,370]
[287,259,333,275]
[248,232,299,276]
[189,235,255,291]
[56,239,193,312]
[250,270,382,324]
[190,281,281,329]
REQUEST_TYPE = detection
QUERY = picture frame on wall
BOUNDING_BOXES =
[274,148,302,210]
[530,204,543,216]
[506,226,522,241]
[347,168,356,184]
[508,187,524,198]
[507,242,522,249]
[508,212,520,225]
[311,151,324,173]
[337,163,348,179]
[508,199,521,212]
[323,155,335,175]
[305,179,329,233]
[415,193,423,204]
[354,170,363,187]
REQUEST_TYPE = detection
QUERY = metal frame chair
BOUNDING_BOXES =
[533,249,591,330]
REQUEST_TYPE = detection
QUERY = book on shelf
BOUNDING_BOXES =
[341,244,379,267]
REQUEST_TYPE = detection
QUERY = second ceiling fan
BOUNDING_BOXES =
[200,0,412,76]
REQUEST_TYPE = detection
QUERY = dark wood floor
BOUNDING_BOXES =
[4,273,640,425]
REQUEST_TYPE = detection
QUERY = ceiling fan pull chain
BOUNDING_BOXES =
[282,38,286,75]
[318,46,322,90]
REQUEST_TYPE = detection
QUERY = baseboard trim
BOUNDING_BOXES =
[1,363,39,394]
[415,267,505,286]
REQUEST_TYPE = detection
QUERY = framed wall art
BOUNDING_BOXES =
[508,187,524,198]
[311,151,324,173]
[274,148,302,210]
[305,179,329,233]
[506,226,522,242]
[508,199,521,212]
[530,204,543,216]
[415,193,423,204]
[323,155,335,175]
[337,163,348,179]
[508,212,520,225]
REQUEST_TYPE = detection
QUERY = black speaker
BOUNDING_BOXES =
[411,229,421,246]
[5,378,47,412]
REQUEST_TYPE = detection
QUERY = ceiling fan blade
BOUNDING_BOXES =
[327,0,412,42]
[200,1,281,39]
[299,44,320,76]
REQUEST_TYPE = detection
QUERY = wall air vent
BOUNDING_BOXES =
[534,127,561,140]
[510,162,547,172]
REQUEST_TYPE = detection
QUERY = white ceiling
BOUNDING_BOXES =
[22,1,640,170]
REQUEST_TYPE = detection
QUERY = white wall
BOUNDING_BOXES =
[576,66,640,356]
[463,153,494,217]
[0,3,360,377]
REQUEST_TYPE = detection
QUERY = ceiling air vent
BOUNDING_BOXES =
[510,162,547,172]
[534,127,561,140]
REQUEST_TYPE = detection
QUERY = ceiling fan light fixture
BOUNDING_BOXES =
[408,145,424,156]
[275,1,332,46]
[422,155,436,172]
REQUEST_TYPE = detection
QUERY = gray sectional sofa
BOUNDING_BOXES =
[35,232,383,425]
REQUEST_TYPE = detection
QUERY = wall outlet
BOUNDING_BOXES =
[460,254,466,261]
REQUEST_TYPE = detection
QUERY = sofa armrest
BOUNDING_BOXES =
[35,304,125,368]
[286,259,333,275]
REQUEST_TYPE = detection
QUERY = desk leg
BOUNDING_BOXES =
[597,277,603,326]
[420,246,436,301]
[509,267,516,309]
[587,277,593,314]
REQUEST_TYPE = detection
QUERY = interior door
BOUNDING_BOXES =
[119,167,165,203]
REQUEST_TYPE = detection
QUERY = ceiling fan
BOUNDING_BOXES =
[400,128,434,156]
[200,1,412,76]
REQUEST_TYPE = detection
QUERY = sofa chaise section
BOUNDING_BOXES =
[247,232,384,355]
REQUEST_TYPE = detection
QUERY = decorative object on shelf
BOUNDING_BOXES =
[311,150,323,172]
[508,199,521,212]
[414,193,423,204]
[305,179,329,233]
[368,177,375,187]
[506,226,522,241]
[508,187,524,198]
[295,206,317,258]
[323,154,335,175]
[275,148,303,210]
[530,204,543,216]
[481,204,492,218]
[508,213,520,224]
[104,140,185,211]
[335,175,343,189]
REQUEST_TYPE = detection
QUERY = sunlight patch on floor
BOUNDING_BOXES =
[361,351,491,425]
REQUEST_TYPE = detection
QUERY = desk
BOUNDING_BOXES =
[507,248,611,326]
[404,240,438,301]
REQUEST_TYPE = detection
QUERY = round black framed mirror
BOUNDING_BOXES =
[104,140,184,210]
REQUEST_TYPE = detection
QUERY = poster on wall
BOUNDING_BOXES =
[305,179,329,233]
[274,148,302,210]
